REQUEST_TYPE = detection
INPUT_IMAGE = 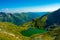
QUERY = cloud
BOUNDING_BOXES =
[0,4,60,13]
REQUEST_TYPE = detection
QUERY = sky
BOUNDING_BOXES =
[0,0,60,13]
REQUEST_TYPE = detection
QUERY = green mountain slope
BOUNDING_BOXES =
[19,9,60,40]
[0,12,47,25]
[0,22,31,40]
[0,9,60,40]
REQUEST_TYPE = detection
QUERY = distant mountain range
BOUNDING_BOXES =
[0,12,47,25]
[0,9,60,40]
[21,8,60,30]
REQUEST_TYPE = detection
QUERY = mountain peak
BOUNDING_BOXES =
[56,8,60,11]
[53,8,60,13]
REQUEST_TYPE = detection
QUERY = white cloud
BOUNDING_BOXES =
[0,4,60,13]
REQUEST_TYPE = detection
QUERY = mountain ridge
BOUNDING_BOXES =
[0,12,47,25]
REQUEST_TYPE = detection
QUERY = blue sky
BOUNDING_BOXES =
[0,0,60,13]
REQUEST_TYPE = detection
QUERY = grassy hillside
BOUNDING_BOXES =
[0,22,31,40]
[0,10,60,40]
[19,11,60,40]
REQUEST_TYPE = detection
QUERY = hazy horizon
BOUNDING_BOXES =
[0,0,60,13]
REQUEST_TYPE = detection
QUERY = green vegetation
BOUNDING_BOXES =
[21,28,46,37]
[0,11,60,40]
[0,22,30,40]
[33,14,48,29]
[0,12,43,25]
[30,34,53,40]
